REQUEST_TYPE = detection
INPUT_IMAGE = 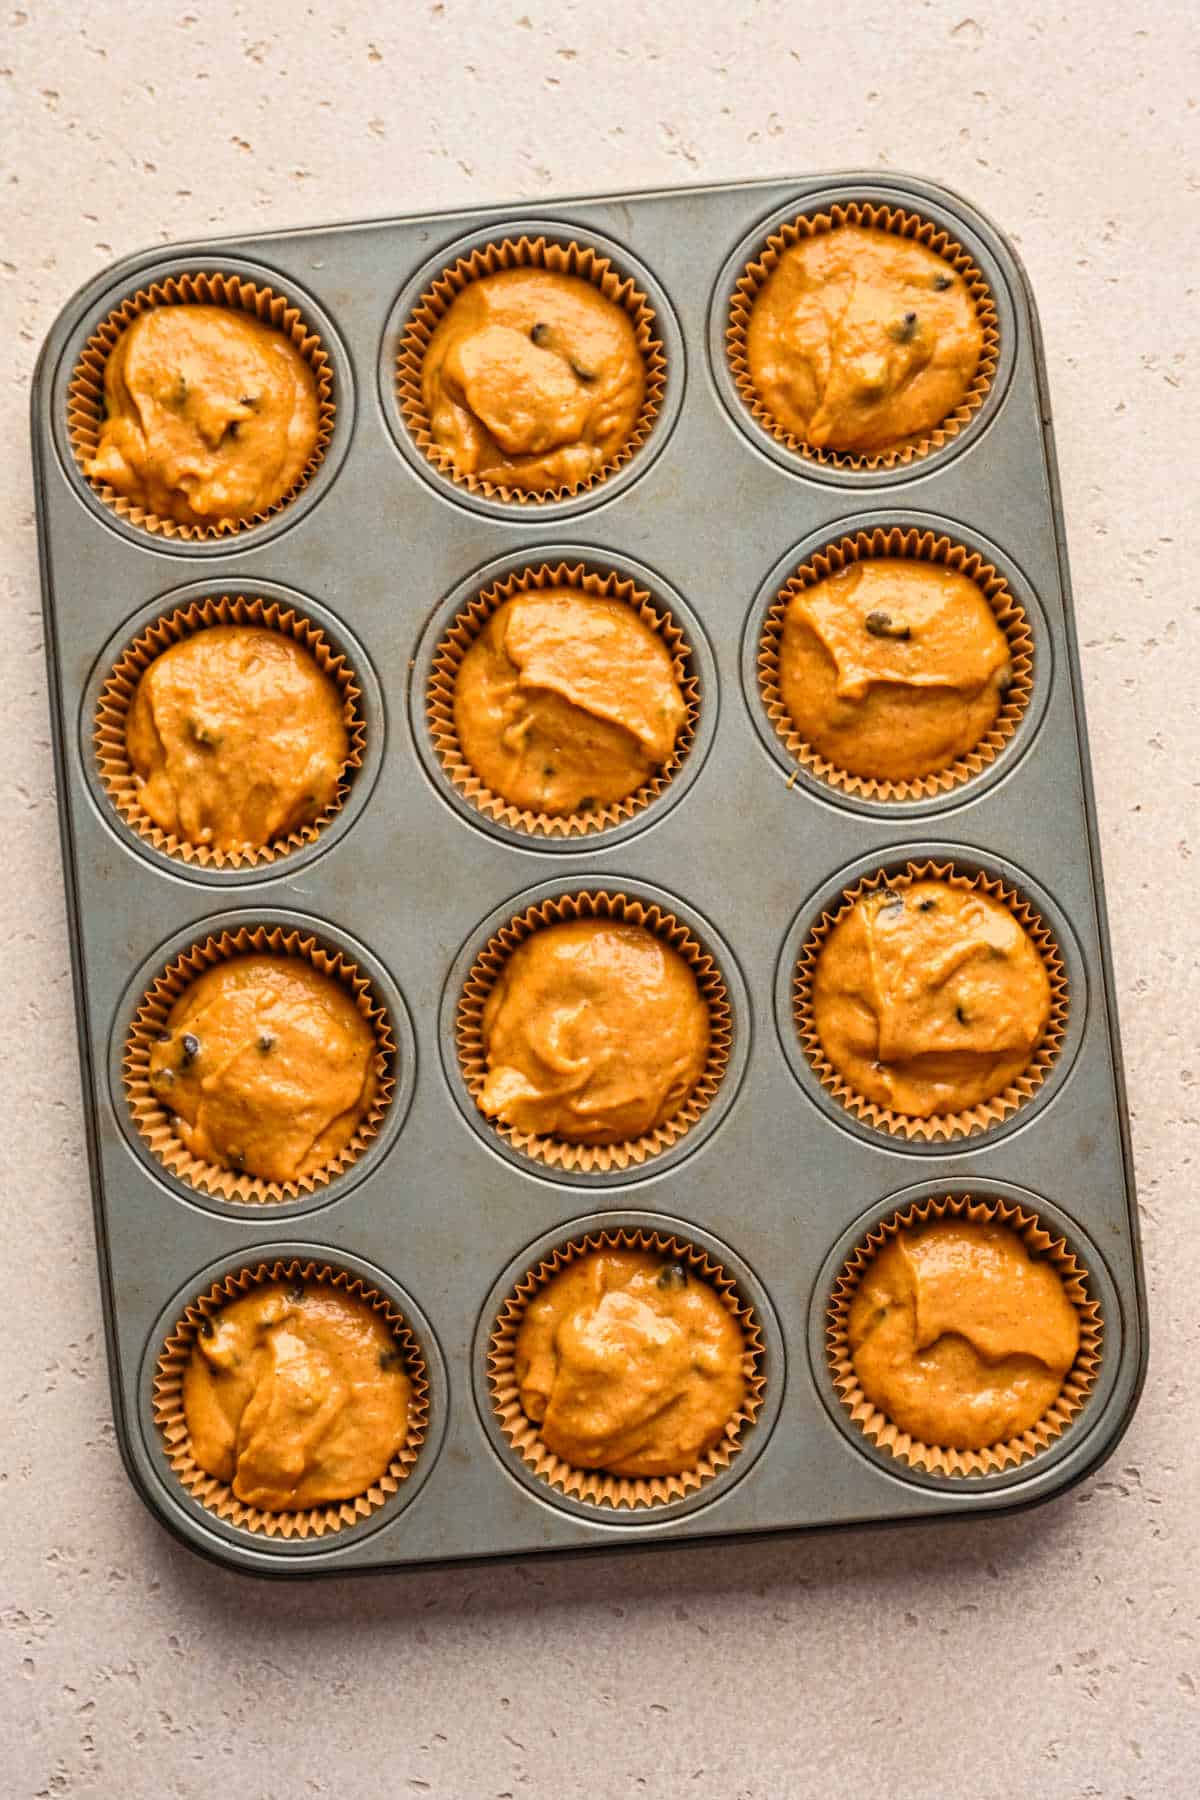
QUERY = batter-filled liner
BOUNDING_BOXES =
[67,271,336,540]
[124,924,396,1203]
[826,1194,1102,1477]
[488,1227,765,1510]
[457,890,732,1174]
[726,200,999,472]
[95,594,365,870]
[396,234,666,504]
[428,560,699,839]
[152,1257,429,1539]
[792,860,1068,1142]
[758,526,1033,801]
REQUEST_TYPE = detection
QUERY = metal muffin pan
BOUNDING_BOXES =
[32,172,1146,1577]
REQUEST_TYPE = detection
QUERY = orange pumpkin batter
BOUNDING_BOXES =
[149,955,378,1182]
[420,269,646,492]
[746,225,982,455]
[183,1281,410,1509]
[126,625,349,852]
[778,559,1012,781]
[453,589,686,816]
[812,880,1052,1118]
[479,919,709,1144]
[515,1249,746,1477]
[86,304,320,526]
[848,1219,1081,1449]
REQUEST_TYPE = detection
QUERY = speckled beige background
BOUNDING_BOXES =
[3,2,1197,1795]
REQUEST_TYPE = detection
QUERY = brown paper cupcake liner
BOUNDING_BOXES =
[95,595,365,870]
[125,925,395,1204]
[428,561,699,838]
[726,200,1000,472]
[488,1227,766,1510]
[396,234,666,505]
[793,860,1068,1142]
[827,1193,1103,1477]
[67,271,336,541]
[759,527,1034,802]
[152,1257,429,1538]
[457,890,732,1174]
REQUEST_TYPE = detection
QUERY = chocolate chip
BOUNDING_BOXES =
[188,719,221,749]
[955,1004,969,1025]
[224,420,240,441]
[657,1262,688,1289]
[180,1032,200,1067]
[569,359,596,384]
[917,897,937,912]
[576,795,596,812]
[542,764,556,778]
[379,1348,403,1371]
[257,1032,275,1054]
[156,1030,171,1044]
[198,1315,214,1338]
[865,610,911,641]
[231,1151,245,1171]
[238,393,260,408]
[932,272,954,291]
[890,310,919,343]
[876,888,904,910]
[530,321,550,346]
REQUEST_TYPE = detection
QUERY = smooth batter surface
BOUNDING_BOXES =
[86,304,320,525]
[420,268,646,492]
[479,919,710,1143]
[812,880,1052,1117]
[453,589,686,815]
[778,559,1012,780]
[148,955,378,1182]
[182,1281,410,1509]
[848,1219,1081,1449]
[746,225,983,454]
[125,625,349,851]
[514,1248,746,1476]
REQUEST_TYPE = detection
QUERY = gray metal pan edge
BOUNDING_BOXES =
[31,171,1146,1578]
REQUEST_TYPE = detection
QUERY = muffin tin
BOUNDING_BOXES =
[32,172,1146,1576]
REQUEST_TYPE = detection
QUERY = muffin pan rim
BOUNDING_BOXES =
[706,176,1019,487]
[78,576,387,886]
[135,1241,450,1558]
[804,1177,1123,1496]
[376,215,687,523]
[49,251,358,558]
[408,542,720,854]
[470,1209,787,1529]
[105,907,418,1219]
[772,840,1089,1154]
[739,508,1054,819]
[438,874,753,1189]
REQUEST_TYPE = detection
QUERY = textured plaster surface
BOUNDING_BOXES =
[2,2,1198,1796]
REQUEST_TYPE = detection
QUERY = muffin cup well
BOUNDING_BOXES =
[487,1226,766,1510]
[67,271,336,541]
[95,594,366,871]
[456,890,732,1175]
[793,860,1069,1143]
[152,1256,430,1539]
[124,925,396,1204]
[758,526,1034,802]
[826,1193,1103,1478]
[427,560,699,839]
[395,234,667,505]
[726,199,1000,472]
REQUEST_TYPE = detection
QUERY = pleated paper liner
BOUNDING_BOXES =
[793,860,1069,1143]
[457,890,732,1175]
[67,271,336,541]
[726,199,1000,472]
[95,594,365,870]
[826,1194,1103,1478]
[395,234,667,505]
[488,1227,766,1510]
[124,924,396,1204]
[758,527,1034,802]
[152,1257,429,1539]
[428,561,700,839]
